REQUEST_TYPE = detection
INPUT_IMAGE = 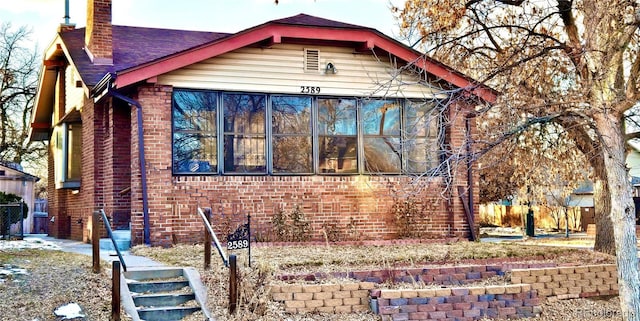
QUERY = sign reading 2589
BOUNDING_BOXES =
[227,239,249,250]
[300,86,321,94]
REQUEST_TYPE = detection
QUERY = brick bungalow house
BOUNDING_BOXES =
[29,0,496,246]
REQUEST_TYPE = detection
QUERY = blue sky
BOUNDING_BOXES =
[0,0,405,52]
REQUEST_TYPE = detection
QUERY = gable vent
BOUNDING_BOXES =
[304,48,320,72]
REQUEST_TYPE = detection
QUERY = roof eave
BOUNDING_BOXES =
[113,23,497,103]
[29,36,68,142]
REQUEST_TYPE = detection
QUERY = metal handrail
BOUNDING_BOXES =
[198,207,229,267]
[96,209,127,271]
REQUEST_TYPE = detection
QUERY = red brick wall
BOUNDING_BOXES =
[47,148,72,238]
[446,100,480,237]
[85,0,113,62]
[48,92,132,242]
[48,66,84,239]
[128,84,478,246]
[48,81,477,246]
[102,99,132,229]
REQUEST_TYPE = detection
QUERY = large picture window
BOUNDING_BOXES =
[171,89,442,176]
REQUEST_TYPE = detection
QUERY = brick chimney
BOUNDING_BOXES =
[85,0,113,65]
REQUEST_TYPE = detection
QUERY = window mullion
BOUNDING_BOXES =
[266,95,272,174]
[217,92,223,175]
[312,97,318,174]
[356,99,363,174]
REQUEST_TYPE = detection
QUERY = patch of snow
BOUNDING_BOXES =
[0,264,30,281]
[0,237,61,251]
[54,303,85,319]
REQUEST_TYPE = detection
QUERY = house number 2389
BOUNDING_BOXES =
[300,86,321,94]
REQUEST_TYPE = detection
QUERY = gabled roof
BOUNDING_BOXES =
[105,14,497,102]
[31,13,497,141]
[62,14,379,88]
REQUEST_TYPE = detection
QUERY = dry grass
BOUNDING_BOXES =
[131,240,615,321]
[0,239,619,321]
[132,241,612,274]
[0,249,116,321]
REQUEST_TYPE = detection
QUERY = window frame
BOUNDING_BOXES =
[54,122,82,189]
[361,98,403,174]
[317,97,359,174]
[221,92,268,174]
[270,95,314,175]
[170,89,444,176]
[171,89,219,175]
[402,100,443,175]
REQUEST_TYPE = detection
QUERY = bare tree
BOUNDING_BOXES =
[0,23,45,168]
[395,0,640,318]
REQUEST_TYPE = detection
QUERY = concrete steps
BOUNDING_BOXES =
[100,229,131,251]
[120,267,213,321]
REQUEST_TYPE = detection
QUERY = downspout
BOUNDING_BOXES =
[465,114,476,240]
[95,73,151,245]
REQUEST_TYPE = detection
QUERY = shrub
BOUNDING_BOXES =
[270,205,310,242]
[391,197,423,238]
[0,191,28,238]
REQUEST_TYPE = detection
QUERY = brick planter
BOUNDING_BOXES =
[270,282,375,314]
[371,284,540,321]
[279,260,556,284]
[510,264,618,299]
[270,263,618,320]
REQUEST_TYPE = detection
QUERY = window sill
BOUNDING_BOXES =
[55,181,80,189]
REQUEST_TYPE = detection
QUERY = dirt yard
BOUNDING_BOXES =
[0,237,627,320]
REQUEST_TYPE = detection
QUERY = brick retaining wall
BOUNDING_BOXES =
[371,284,540,321]
[510,264,618,300]
[270,263,618,320]
[279,261,556,284]
[270,282,375,314]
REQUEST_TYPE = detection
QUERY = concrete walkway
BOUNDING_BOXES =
[479,230,595,249]
[20,234,163,268]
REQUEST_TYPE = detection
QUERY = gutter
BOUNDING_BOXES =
[94,73,151,246]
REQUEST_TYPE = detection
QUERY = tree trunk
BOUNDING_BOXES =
[595,113,640,321]
[555,117,614,253]
[593,177,615,255]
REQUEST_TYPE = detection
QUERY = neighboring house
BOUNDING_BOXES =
[564,142,640,228]
[627,142,640,195]
[0,163,40,234]
[30,0,496,246]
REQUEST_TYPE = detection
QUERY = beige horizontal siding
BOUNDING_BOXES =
[158,44,445,99]
[65,66,86,113]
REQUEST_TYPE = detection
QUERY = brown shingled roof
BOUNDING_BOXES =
[61,26,229,86]
[270,13,373,29]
